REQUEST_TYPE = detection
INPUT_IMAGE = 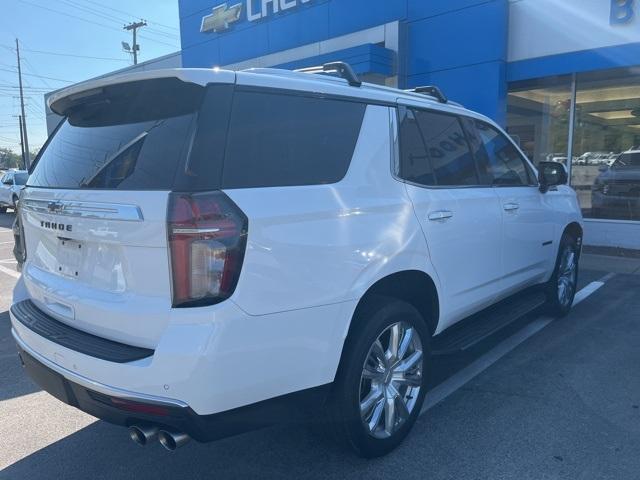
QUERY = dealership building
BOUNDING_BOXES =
[47,0,640,249]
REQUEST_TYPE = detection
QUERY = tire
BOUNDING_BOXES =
[544,233,580,318]
[328,296,430,458]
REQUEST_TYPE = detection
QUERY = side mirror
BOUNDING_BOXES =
[538,161,568,193]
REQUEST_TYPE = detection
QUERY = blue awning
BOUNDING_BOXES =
[274,43,395,77]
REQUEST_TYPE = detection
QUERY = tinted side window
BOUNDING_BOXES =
[222,91,366,189]
[472,120,534,186]
[398,108,436,186]
[414,110,478,186]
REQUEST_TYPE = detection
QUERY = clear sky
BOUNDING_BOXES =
[0,0,181,155]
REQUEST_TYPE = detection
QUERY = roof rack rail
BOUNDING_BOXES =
[295,61,362,87]
[406,86,448,104]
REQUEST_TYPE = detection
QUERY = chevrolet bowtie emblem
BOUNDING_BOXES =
[201,3,243,33]
[47,201,64,213]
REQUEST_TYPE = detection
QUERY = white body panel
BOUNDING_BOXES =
[12,67,584,417]
[405,184,503,330]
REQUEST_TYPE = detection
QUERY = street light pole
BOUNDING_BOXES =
[123,21,147,65]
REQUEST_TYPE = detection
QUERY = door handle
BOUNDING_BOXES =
[503,203,520,211]
[428,210,454,221]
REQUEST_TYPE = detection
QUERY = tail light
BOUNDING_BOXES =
[168,191,248,308]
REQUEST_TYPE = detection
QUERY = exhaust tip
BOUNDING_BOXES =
[158,430,190,451]
[129,425,158,446]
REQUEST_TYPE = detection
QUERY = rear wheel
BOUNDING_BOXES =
[544,233,579,317]
[329,296,430,457]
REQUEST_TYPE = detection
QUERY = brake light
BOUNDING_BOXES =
[168,191,248,307]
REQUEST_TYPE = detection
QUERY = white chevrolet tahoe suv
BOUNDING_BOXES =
[11,63,583,457]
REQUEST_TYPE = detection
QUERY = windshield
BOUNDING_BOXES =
[612,152,640,168]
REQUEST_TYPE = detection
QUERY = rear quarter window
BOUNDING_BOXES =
[221,90,366,189]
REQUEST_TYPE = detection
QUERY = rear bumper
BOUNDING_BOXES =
[14,330,330,442]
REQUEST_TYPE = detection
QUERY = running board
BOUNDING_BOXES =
[432,289,547,355]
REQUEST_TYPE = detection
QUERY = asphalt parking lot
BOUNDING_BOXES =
[1,209,639,479]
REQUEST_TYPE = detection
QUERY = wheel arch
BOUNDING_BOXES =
[563,221,584,251]
[348,270,440,338]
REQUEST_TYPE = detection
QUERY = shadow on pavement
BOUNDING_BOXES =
[0,311,40,402]
[0,419,387,479]
[0,212,16,229]
[3,271,639,479]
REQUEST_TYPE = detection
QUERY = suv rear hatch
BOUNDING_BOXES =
[20,74,233,349]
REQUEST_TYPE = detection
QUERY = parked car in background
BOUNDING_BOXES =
[592,150,640,219]
[11,65,583,458]
[0,169,28,212]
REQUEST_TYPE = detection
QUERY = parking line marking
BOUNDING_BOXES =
[421,277,611,414]
[0,258,17,263]
[0,264,19,279]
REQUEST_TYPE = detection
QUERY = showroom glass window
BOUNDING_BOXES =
[571,68,640,221]
[506,76,572,166]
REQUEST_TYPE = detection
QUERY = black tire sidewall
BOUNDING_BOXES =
[331,296,431,458]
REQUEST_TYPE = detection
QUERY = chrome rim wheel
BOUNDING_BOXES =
[359,321,423,439]
[557,246,577,307]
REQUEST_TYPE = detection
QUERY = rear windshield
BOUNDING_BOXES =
[28,78,203,190]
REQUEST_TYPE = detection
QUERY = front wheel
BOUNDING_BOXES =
[329,296,430,457]
[544,233,579,317]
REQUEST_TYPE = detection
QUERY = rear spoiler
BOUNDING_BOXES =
[48,68,236,115]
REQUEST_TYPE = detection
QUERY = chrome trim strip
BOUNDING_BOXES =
[11,327,189,408]
[21,199,144,222]
[172,227,220,235]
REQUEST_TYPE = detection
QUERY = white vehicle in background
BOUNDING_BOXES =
[0,169,28,212]
[11,64,583,457]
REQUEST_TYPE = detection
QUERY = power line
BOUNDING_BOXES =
[0,67,72,83]
[17,0,178,49]
[22,49,129,62]
[61,0,179,40]
[78,0,179,32]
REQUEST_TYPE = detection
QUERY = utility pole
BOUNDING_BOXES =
[15,39,30,168]
[18,115,26,169]
[123,21,147,65]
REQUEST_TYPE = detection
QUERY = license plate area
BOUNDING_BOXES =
[56,238,84,278]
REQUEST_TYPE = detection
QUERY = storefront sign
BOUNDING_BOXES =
[611,0,634,24]
[201,0,312,33]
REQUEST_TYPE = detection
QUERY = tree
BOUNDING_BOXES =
[0,148,36,170]
[0,148,21,169]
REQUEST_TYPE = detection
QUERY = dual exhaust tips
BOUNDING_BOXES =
[129,424,190,451]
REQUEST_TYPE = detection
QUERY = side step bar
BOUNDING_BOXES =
[432,289,547,355]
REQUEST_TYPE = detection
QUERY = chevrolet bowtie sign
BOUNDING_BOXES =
[201,0,312,33]
[201,3,243,33]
